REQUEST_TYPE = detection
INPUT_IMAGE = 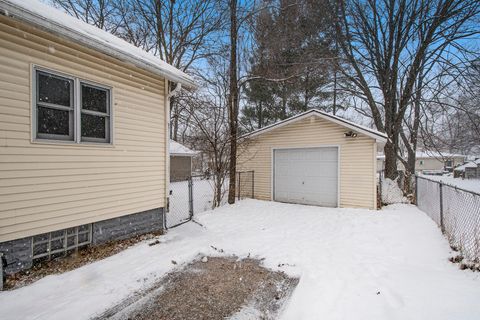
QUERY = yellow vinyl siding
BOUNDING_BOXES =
[238,115,377,209]
[0,16,167,242]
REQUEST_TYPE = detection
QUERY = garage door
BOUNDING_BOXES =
[274,147,338,207]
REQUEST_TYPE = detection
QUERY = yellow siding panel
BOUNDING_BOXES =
[0,16,167,242]
[238,115,377,209]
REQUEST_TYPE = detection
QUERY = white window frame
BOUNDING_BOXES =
[32,66,113,145]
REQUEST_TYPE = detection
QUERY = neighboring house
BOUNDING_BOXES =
[0,0,195,273]
[169,140,196,181]
[238,109,387,210]
[377,151,466,173]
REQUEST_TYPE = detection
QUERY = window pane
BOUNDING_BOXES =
[81,113,107,139]
[82,84,108,113]
[37,106,72,136]
[38,72,72,107]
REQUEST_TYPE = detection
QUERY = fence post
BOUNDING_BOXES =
[251,171,254,198]
[439,182,444,233]
[414,175,418,205]
[188,176,194,219]
[237,172,241,200]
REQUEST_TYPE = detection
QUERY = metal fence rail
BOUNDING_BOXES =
[167,171,255,228]
[416,175,480,261]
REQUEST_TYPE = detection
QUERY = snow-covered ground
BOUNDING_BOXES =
[1,200,480,320]
[419,174,480,194]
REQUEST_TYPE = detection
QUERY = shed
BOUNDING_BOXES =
[454,161,478,179]
[169,140,196,181]
[238,109,387,209]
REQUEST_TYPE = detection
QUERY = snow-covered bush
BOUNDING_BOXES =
[381,178,408,205]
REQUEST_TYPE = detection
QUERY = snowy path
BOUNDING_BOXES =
[1,200,479,320]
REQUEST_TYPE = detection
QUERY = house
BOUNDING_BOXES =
[237,109,387,210]
[0,0,195,274]
[377,151,466,173]
[169,140,196,181]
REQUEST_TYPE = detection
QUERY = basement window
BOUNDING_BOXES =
[34,67,112,144]
[32,224,92,261]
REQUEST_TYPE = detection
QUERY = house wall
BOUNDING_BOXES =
[0,16,167,243]
[170,156,192,181]
[416,156,465,172]
[237,115,377,209]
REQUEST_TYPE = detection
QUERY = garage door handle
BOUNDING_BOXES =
[302,181,305,185]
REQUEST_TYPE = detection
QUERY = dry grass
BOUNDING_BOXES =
[99,256,298,320]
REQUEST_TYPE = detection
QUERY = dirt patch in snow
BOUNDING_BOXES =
[97,256,298,320]
[4,232,163,290]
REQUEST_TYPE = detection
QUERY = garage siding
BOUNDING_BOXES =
[0,17,167,242]
[238,115,377,209]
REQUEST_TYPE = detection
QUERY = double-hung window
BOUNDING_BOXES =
[34,67,112,144]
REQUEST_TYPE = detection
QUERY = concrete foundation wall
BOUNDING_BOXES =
[92,208,164,245]
[0,208,164,275]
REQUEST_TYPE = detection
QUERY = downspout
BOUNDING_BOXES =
[164,82,181,229]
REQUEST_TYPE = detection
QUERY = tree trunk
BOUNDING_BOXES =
[384,139,398,180]
[227,0,238,204]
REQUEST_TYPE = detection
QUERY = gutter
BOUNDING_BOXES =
[0,1,197,89]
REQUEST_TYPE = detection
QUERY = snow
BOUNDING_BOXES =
[419,174,480,194]
[1,0,195,87]
[169,140,196,156]
[414,150,465,159]
[381,178,408,204]
[1,200,480,319]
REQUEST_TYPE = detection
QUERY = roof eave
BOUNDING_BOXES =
[241,109,388,143]
[0,2,197,89]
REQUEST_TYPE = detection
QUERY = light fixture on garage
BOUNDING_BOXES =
[344,131,358,138]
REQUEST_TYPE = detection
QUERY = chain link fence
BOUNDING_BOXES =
[167,171,255,228]
[416,175,480,261]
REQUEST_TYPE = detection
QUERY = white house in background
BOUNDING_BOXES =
[169,140,197,181]
[377,151,466,173]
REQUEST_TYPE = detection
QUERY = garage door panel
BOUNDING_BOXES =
[274,147,338,207]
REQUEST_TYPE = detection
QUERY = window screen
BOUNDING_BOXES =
[81,83,110,142]
[34,68,112,144]
[36,71,74,140]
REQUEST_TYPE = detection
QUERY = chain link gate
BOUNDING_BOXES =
[167,171,255,229]
[167,177,194,228]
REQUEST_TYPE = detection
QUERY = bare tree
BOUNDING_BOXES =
[126,0,223,141]
[334,0,480,183]
[50,0,121,31]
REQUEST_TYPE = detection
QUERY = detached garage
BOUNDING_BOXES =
[238,109,387,209]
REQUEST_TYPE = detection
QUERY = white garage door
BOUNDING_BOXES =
[274,147,338,207]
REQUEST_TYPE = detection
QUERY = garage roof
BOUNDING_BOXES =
[241,109,388,143]
[0,0,196,88]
